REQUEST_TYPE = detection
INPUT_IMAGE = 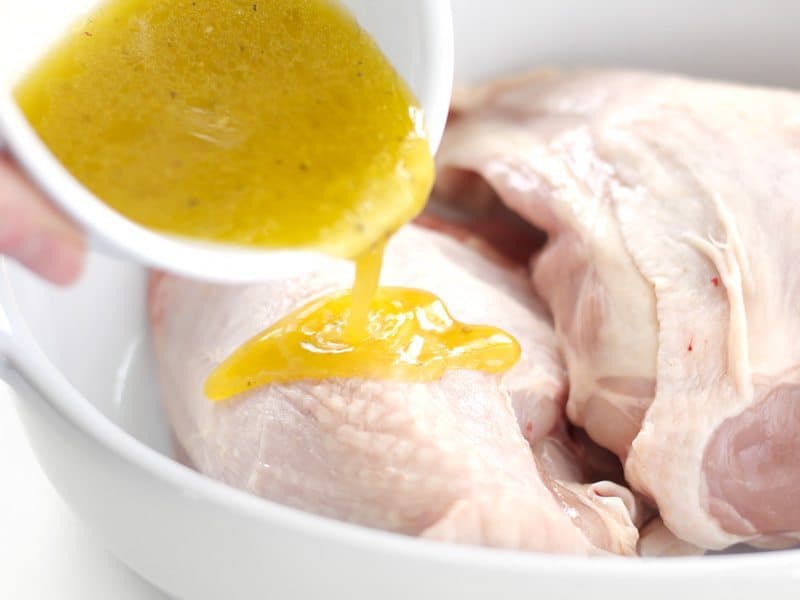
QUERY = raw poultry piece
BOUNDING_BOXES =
[637,518,705,558]
[435,69,800,550]
[150,225,638,555]
[533,429,642,552]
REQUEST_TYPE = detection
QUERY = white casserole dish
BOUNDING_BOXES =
[1,1,800,598]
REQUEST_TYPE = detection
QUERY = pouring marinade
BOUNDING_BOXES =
[16,0,521,397]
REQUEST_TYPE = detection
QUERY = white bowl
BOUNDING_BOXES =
[2,1,800,598]
[0,0,454,284]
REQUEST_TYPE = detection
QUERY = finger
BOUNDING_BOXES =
[0,155,86,285]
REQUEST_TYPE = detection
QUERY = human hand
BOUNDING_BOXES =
[0,153,85,285]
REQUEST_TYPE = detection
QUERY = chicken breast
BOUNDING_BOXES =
[150,225,638,555]
[435,70,800,550]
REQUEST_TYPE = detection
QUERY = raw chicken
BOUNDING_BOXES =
[435,70,800,550]
[638,518,704,558]
[150,225,638,555]
[533,429,642,550]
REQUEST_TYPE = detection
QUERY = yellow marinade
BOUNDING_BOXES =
[17,0,521,400]
[205,288,521,401]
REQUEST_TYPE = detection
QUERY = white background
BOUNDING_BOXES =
[0,386,166,599]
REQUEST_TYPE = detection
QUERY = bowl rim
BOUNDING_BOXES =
[2,260,800,576]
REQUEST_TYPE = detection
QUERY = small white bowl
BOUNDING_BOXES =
[0,0,454,283]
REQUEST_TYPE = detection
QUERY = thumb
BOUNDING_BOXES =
[0,155,86,285]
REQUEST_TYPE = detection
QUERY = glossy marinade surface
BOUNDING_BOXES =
[205,287,522,401]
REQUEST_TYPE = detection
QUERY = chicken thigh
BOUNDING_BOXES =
[150,225,637,555]
[436,70,800,550]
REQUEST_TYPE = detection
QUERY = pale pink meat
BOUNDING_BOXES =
[436,70,800,550]
[150,225,638,555]
[637,518,705,558]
